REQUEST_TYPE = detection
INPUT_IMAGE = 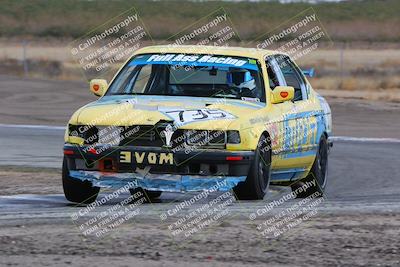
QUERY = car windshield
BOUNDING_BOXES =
[106,53,265,102]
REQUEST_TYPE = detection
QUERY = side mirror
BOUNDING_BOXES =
[271,86,295,104]
[302,68,315,78]
[89,79,107,97]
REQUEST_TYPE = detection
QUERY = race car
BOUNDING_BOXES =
[63,45,332,203]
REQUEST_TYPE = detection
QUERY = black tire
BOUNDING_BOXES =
[233,135,271,200]
[62,157,100,204]
[144,190,162,199]
[129,188,162,201]
[291,134,328,198]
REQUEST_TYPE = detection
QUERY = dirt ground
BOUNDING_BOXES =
[0,166,61,195]
[1,165,400,266]
[0,210,399,267]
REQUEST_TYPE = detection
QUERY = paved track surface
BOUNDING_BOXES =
[1,123,399,208]
[1,74,400,137]
[1,75,400,266]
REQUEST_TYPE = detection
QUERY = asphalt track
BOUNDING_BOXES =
[1,124,399,207]
[1,124,400,267]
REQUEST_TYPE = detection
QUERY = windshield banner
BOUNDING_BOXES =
[128,54,259,70]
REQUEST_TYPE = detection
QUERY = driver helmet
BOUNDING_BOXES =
[227,69,256,90]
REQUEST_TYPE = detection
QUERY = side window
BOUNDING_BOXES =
[275,55,307,101]
[265,57,281,90]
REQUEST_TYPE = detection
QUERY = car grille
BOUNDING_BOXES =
[119,125,165,147]
[69,124,226,149]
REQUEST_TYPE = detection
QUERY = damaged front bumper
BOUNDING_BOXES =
[68,170,246,192]
[64,144,253,192]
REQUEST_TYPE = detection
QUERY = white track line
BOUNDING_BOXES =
[0,124,399,143]
[330,136,400,143]
[0,123,65,130]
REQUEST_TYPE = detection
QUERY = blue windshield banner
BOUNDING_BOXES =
[128,54,259,71]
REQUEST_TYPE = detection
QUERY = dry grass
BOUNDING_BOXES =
[319,88,400,103]
[312,76,400,91]
[380,59,400,69]
[1,0,400,42]
[1,41,400,101]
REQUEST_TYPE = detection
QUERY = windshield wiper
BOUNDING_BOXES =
[213,94,240,99]
[112,92,138,95]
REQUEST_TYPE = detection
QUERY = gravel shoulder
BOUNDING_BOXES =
[1,164,400,267]
[0,212,399,267]
[0,166,61,195]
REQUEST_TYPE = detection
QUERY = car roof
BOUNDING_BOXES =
[134,45,284,60]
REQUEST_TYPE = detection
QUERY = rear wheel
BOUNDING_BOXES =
[233,135,271,200]
[62,157,100,204]
[291,135,328,198]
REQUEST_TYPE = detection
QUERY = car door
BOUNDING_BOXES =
[272,55,318,170]
[264,56,289,172]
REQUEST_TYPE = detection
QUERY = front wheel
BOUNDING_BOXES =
[129,188,162,202]
[233,136,271,200]
[62,157,100,204]
[291,135,328,198]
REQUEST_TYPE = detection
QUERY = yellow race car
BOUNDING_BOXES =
[63,45,332,203]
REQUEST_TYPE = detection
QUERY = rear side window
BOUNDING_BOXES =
[265,58,281,90]
[275,55,307,101]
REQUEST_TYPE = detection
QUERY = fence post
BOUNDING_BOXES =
[339,42,344,84]
[22,40,29,77]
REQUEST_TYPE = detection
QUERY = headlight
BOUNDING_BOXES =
[68,124,98,144]
[184,130,226,147]
[68,124,80,137]
[97,126,121,145]
[208,130,226,145]
[185,130,209,146]
[227,130,241,144]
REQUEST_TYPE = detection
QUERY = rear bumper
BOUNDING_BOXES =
[64,144,254,192]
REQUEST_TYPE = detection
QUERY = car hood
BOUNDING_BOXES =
[70,95,265,129]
